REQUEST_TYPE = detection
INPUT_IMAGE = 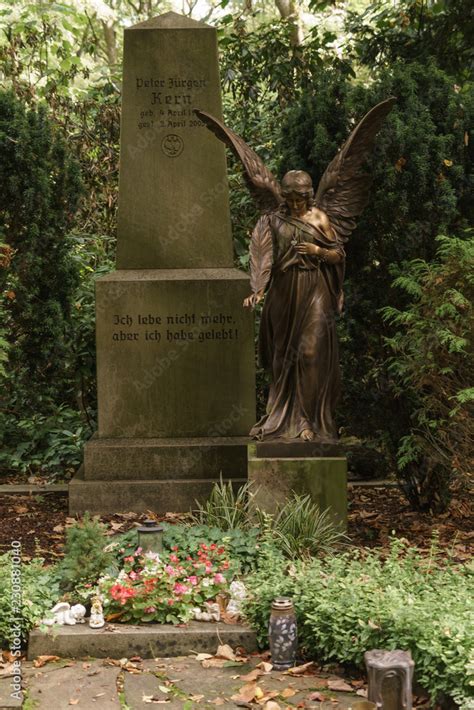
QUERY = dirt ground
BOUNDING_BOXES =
[0,483,472,564]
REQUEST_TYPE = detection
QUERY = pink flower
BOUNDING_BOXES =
[165,564,178,576]
[169,554,179,563]
[167,599,174,606]
[187,575,198,586]
[129,571,139,580]
[135,547,143,555]
[144,606,156,614]
[124,556,134,563]
[173,582,189,595]
[214,573,225,585]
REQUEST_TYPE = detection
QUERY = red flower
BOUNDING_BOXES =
[143,578,157,592]
[110,583,137,605]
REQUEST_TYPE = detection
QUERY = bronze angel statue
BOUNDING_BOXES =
[195,98,395,443]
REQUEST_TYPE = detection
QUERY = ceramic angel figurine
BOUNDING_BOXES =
[42,602,86,626]
[89,596,105,629]
[195,99,395,442]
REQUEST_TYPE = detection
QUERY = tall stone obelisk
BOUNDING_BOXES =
[70,12,255,514]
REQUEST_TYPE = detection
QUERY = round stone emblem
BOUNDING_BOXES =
[161,134,184,158]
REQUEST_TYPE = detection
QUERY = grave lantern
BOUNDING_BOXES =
[137,519,164,554]
[268,597,298,670]
[365,649,414,710]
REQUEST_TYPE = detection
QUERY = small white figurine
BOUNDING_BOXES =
[226,581,247,617]
[89,596,105,629]
[42,602,77,626]
[191,602,221,622]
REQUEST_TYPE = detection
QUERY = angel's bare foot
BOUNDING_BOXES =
[300,428,314,441]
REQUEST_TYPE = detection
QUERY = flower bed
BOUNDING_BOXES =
[98,543,231,624]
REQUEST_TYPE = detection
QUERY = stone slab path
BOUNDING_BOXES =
[0,656,365,709]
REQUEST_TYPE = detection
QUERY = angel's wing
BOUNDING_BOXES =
[194,109,282,213]
[314,97,396,241]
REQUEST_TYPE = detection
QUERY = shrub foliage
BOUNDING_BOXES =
[244,539,474,708]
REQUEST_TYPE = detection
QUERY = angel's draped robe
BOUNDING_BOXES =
[250,211,345,441]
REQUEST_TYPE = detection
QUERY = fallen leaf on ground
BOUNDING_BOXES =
[68,700,79,706]
[33,655,60,668]
[158,685,171,694]
[285,662,314,676]
[209,698,225,706]
[328,679,353,692]
[216,644,237,661]
[280,688,296,698]
[201,658,229,669]
[256,661,273,673]
[264,703,281,710]
[2,650,18,663]
[257,691,279,704]
[231,682,258,703]
[307,692,326,702]
[240,668,262,682]
[194,653,213,661]
[221,610,241,624]
[190,694,204,701]
[125,664,143,674]
[356,688,368,697]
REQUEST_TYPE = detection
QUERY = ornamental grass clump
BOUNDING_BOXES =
[243,538,474,708]
[99,543,231,624]
[191,477,255,530]
[256,493,348,559]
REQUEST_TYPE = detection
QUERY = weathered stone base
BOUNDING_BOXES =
[28,621,257,660]
[69,466,246,515]
[71,435,250,514]
[83,434,250,480]
[248,452,347,528]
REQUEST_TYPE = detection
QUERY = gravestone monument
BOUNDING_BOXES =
[69,12,255,514]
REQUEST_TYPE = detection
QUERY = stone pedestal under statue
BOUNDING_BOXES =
[248,442,347,529]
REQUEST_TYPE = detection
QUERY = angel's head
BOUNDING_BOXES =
[281,170,314,215]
